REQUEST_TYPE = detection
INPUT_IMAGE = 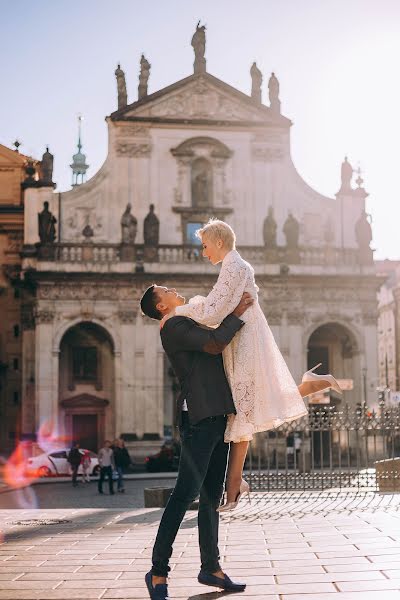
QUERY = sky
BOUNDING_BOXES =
[1,0,399,259]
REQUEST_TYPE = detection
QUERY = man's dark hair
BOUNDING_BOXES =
[140,284,162,320]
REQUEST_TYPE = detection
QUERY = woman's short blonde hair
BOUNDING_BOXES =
[196,219,236,250]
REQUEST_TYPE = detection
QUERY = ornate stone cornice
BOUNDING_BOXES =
[287,311,304,326]
[115,142,152,157]
[118,310,137,324]
[35,309,55,324]
[265,309,282,326]
[251,146,284,161]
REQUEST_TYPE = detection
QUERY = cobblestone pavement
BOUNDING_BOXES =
[0,479,166,510]
[1,491,400,599]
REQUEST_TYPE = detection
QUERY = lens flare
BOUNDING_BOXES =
[37,419,70,454]
[3,441,38,489]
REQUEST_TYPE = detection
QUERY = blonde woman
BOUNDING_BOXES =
[162,220,340,509]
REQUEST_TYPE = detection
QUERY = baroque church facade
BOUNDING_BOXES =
[19,26,380,458]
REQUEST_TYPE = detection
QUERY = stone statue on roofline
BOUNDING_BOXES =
[251,62,262,104]
[115,64,127,110]
[263,206,277,248]
[38,201,57,243]
[283,212,299,249]
[268,72,281,114]
[192,21,206,74]
[121,203,137,244]
[40,147,54,184]
[144,204,159,246]
[138,54,151,100]
[355,209,373,259]
[340,156,353,192]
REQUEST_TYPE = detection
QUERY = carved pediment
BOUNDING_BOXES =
[115,74,290,125]
[61,393,109,409]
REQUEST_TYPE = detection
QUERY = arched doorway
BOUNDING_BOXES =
[306,322,360,467]
[59,322,115,451]
[306,322,359,396]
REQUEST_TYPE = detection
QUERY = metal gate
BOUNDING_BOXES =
[246,404,400,491]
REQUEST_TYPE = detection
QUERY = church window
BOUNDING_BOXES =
[186,222,203,245]
[13,358,19,370]
[72,347,98,381]
[13,325,20,337]
[13,391,19,404]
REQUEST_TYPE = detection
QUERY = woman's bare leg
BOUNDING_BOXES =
[223,382,328,504]
[225,440,249,503]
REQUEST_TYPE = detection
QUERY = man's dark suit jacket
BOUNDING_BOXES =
[160,313,244,425]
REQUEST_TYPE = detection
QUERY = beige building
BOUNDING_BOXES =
[376,260,400,394]
[19,29,381,459]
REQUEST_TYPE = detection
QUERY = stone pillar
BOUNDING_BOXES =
[112,349,122,439]
[287,313,305,384]
[363,322,379,410]
[21,328,36,435]
[35,313,58,430]
[117,313,137,437]
[142,321,163,438]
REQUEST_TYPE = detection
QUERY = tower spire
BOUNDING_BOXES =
[70,115,89,187]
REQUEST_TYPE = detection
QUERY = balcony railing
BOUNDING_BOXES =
[27,242,372,268]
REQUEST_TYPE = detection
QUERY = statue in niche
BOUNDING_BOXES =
[340,156,353,191]
[283,212,299,248]
[355,209,372,252]
[191,158,211,207]
[250,62,262,103]
[191,21,206,73]
[38,201,57,243]
[40,147,54,183]
[121,203,137,244]
[115,64,127,110]
[82,223,94,239]
[138,54,151,100]
[263,206,277,248]
[144,204,159,246]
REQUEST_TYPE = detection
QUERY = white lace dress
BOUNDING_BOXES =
[175,249,308,443]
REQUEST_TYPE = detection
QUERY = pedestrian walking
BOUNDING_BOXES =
[113,438,132,493]
[67,442,81,487]
[98,440,115,495]
[81,449,91,483]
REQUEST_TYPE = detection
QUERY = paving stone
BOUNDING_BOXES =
[282,593,400,600]
[2,491,400,599]
[337,579,400,591]
[277,571,386,583]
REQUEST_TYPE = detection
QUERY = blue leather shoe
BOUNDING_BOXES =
[145,571,169,600]
[198,570,246,592]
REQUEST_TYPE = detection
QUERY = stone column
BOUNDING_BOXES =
[117,312,137,437]
[363,321,379,410]
[113,349,122,439]
[287,312,305,383]
[142,321,163,437]
[21,327,36,435]
[35,311,57,430]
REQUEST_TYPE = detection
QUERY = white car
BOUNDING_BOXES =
[26,449,100,478]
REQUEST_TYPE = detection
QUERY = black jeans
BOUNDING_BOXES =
[98,466,114,494]
[71,465,79,486]
[152,412,228,577]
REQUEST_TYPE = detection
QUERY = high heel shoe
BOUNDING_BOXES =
[302,363,342,395]
[217,479,251,512]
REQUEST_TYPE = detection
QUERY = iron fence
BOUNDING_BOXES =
[246,403,400,491]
